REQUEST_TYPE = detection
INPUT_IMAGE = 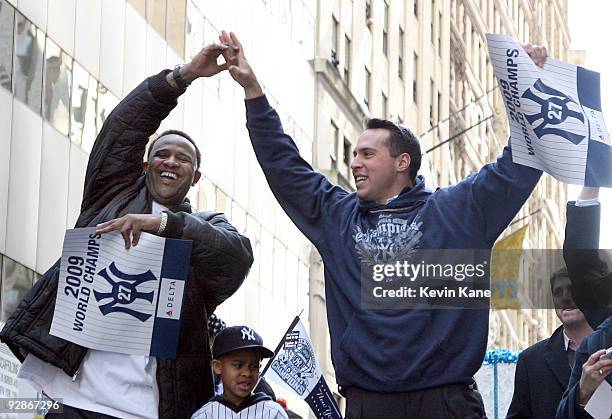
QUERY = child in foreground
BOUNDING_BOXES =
[191,325,289,419]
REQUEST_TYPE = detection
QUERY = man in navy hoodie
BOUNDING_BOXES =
[221,31,548,417]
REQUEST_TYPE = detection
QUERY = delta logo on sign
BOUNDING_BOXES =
[157,278,184,321]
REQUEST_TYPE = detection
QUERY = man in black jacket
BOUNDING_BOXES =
[0,43,253,418]
[506,268,593,419]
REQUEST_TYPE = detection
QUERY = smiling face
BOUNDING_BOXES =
[144,134,201,207]
[350,128,411,204]
[213,349,261,406]
[552,275,586,327]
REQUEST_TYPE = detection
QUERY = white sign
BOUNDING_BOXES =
[50,228,191,358]
[263,317,342,419]
[585,379,612,419]
[487,33,612,187]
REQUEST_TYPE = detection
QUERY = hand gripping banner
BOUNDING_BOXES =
[262,317,343,419]
[486,33,612,187]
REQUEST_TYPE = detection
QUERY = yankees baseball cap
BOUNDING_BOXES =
[213,325,275,359]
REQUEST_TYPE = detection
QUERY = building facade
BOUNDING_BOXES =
[0,0,578,416]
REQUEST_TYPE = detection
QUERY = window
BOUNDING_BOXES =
[382,92,388,119]
[344,34,351,83]
[365,0,372,25]
[1,255,36,323]
[185,0,204,60]
[430,78,434,124]
[398,27,404,79]
[147,0,167,38]
[343,137,351,167]
[0,0,15,92]
[364,66,371,107]
[382,2,389,55]
[414,0,419,17]
[166,0,186,57]
[14,12,44,114]
[96,83,119,139]
[70,61,98,149]
[478,39,483,81]
[331,15,339,65]
[43,39,72,136]
[430,0,435,45]
[330,120,339,169]
[438,12,442,54]
[202,15,218,45]
[412,52,418,103]
[437,91,442,122]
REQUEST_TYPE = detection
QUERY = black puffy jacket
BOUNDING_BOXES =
[0,71,254,418]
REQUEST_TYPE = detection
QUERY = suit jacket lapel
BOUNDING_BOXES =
[544,326,572,389]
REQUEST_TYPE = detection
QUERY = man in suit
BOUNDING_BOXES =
[507,268,593,418]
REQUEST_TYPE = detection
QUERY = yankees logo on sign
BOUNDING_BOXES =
[522,79,586,145]
[486,33,612,187]
[94,263,156,322]
[50,228,192,358]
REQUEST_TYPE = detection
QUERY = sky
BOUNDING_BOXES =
[567,0,611,248]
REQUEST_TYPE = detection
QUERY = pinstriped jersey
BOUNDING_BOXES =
[191,396,289,419]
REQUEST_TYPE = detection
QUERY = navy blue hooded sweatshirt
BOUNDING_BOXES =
[245,95,542,392]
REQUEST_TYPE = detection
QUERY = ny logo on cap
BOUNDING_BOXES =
[241,327,256,341]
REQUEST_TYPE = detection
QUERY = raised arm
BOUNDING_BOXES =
[79,44,231,226]
[563,187,612,326]
[437,44,549,245]
[220,31,349,244]
[79,72,181,224]
[435,142,542,246]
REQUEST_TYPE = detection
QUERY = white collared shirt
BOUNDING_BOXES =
[562,329,578,352]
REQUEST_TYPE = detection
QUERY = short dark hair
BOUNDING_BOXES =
[550,266,569,292]
[365,118,421,181]
[147,129,202,170]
